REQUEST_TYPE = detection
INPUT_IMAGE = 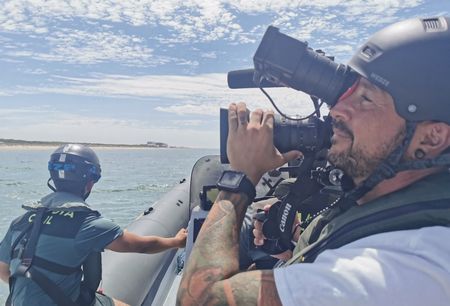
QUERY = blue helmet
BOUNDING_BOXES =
[48,144,101,196]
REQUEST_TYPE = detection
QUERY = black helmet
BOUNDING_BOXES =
[348,16,450,124]
[48,144,101,196]
[336,17,450,207]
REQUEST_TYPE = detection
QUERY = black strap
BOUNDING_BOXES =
[23,267,79,306]
[302,198,450,263]
[11,250,80,276]
[8,208,80,306]
[81,252,102,293]
[342,121,417,207]
[20,208,47,269]
[256,175,325,254]
[7,209,47,306]
[36,256,81,275]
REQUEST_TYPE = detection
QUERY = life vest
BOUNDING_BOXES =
[285,172,450,265]
[7,192,102,306]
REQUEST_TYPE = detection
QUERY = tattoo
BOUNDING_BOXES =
[259,271,281,305]
[177,192,282,306]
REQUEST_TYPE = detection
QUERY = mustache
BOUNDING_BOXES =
[332,119,354,139]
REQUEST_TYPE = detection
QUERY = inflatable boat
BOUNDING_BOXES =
[101,155,286,305]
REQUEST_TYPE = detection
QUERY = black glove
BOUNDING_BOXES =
[253,201,295,255]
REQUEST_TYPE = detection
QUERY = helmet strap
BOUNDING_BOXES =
[339,121,417,209]
[47,178,57,192]
[396,153,450,172]
[83,190,91,200]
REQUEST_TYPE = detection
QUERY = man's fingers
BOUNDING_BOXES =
[237,102,248,127]
[252,228,265,246]
[253,220,266,246]
[249,108,263,125]
[282,150,303,163]
[253,219,263,231]
[262,110,275,129]
[228,103,238,132]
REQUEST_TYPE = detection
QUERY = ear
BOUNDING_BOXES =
[407,121,450,159]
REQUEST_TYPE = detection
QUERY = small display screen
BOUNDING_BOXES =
[206,187,219,203]
[201,185,219,210]
[219,171,242,188]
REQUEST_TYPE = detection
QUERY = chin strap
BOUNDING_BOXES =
[83,190,91,200]
[339,121,418,210]
[339,122,450,210]
[46,178,91,200]
[47,178,57,192]
[396,153,450,172]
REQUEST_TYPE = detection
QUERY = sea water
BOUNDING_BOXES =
[0,147,218,303]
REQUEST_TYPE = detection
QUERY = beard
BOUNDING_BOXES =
[327,120,406,181]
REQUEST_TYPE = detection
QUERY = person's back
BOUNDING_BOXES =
[0,144,187,306]
[4,192,122,305]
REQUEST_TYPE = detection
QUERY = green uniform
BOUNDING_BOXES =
[287,171,450,264]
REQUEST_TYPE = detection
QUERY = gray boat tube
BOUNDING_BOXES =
[101,155,285,305]
[101,178,190,306]
[101,155,228,305]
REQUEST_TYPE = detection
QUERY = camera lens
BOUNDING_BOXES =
[253,26,357,106]
[220,109,331,163]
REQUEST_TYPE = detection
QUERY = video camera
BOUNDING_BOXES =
[218,26,356,256]
[221,26,358,165]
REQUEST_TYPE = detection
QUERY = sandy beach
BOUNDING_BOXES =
[0,144,173,150]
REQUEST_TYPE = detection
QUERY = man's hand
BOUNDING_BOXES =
[107,229,187,254]
[174,228,187,248]
[0,261,10,283]
[252,204,294,261]
[227,102,302,185]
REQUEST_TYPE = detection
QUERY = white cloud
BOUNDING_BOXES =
[22,68,48,75]
[7,72,317,116]
[201,52,217,59]
[0,0,436,71]
[0,0,427,45]
[170,119,204,126]
[0,108,219,148]
[4,29,156,66]
[155,104,221,116]
[0,0,444,148]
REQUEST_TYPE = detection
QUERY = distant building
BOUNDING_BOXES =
[146,141,168,148]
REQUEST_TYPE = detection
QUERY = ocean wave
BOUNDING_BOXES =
[96,183,170,193]
[4,181,26,186]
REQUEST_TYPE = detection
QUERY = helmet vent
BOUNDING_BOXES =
[361,46,376,59]
[422,18,444,31]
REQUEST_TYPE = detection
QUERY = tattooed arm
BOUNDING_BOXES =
[177,190,282,306]
[177,102,302,305]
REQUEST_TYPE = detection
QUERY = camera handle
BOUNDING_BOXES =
[253,201,293,255]
[253,170,324,255]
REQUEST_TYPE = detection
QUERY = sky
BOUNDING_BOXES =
[0,0,448,148]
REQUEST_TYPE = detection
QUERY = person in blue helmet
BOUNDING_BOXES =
[177,17,450,306]
[0,144,187,306]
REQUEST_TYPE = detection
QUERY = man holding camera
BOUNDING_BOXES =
[177,17,450,306]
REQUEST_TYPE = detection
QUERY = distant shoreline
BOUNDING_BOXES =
[0,139,182,149]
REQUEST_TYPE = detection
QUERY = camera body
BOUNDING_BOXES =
[220,108,331,164]
[253,26,356,106]
[229,26,357,106]
[223,26,358,164]
[218,25,360,260]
